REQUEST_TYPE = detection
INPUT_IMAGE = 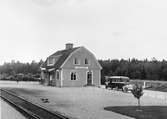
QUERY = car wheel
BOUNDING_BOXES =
[123,87,128,92]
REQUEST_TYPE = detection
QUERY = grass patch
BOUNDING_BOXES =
[130,80,167,92]
[104,106,167,119]
[145,83,167,92]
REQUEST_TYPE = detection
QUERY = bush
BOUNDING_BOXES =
[131,84,144,110]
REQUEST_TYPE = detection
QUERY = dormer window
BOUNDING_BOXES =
[85,58,90,65]
[74,58,80,65]
[47,57,55,66]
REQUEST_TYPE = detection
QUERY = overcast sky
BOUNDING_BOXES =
[0,0,167,64]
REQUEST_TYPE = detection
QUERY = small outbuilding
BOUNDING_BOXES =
[40,43,102,87]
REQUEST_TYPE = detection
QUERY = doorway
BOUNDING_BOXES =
[87,71,93,85]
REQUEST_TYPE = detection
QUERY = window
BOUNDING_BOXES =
[74,58,79,65]
[56,70,59,80]
[71,72,77,80]
[47,57,54,65]
[85,58,89,64]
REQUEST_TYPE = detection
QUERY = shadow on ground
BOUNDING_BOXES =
[104,106,167,119]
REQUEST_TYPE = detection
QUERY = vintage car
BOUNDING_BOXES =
[105,76,132,92]
[122,84,134,92]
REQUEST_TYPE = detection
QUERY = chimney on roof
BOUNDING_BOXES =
[65,43,73,50]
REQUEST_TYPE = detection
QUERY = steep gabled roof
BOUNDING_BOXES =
[41,47,80,70]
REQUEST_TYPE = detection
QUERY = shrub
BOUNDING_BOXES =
[131,84,144,110]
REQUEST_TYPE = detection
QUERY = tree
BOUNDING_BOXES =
[131,84,144,111]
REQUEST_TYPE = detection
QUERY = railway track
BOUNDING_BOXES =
[0,89,70,119]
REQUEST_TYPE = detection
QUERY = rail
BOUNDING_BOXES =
[0,89,71,119]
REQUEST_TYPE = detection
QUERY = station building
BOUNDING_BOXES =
[40,43,102,87]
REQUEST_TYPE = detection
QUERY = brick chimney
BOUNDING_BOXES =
[65,43,73,50]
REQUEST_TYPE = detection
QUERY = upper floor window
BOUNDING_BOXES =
[85,58,90,64]
[47,57,54,66]
[71,72,77,80]
[74,58,80,65]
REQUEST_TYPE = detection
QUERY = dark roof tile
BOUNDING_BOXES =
[41,47,80,70]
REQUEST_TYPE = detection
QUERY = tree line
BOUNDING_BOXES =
[0,58,167,83]
[0,60,44,81]
[99,58,167,84]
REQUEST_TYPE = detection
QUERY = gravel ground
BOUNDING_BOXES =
[0,81,166,119]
